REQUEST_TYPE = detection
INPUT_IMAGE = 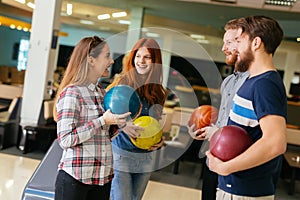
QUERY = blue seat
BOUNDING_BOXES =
[22,139,62,200]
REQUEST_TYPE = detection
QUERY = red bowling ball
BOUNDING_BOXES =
[209,125,253,161]
[188,105,218,131]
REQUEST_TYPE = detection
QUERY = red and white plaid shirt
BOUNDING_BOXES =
[56,82,113,185]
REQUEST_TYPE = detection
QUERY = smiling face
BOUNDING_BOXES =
[134,47,153,75]
[89,43,114,82]
[222,29,240,66]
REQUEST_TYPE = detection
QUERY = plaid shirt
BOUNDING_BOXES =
[56,82,113,185]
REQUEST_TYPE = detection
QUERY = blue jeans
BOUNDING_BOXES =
[110,145,154,200]
[111,170,151,200]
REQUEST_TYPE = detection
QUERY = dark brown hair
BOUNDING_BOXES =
[236,16,283,55]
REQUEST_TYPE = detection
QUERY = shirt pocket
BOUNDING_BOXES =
[84,105,99,119]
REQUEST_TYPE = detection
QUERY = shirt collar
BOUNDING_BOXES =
[233,70,249,78]
[87,82,98,92]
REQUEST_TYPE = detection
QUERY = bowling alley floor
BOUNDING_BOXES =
[0,149,300,200]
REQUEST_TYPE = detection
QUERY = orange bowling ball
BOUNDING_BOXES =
[188,105,218,131]
[209,125,253,161]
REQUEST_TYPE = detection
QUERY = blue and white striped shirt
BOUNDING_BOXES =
[218,71,287,197]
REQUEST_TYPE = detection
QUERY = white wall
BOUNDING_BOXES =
[276,41,300,95]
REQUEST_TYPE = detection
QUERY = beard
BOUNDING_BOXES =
[235,47,254,72]
[225,53,238,66]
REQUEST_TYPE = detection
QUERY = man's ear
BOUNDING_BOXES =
[252,37,262,50]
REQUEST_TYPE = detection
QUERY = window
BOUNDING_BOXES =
[17,39,30,71]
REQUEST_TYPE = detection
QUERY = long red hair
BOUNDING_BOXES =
[107,38,167,106]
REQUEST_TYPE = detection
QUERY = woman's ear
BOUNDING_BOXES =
[87,56,94,66]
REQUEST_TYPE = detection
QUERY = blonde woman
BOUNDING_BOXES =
[53,36,131,200]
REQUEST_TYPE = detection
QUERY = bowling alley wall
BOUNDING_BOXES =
[0,23,300,101]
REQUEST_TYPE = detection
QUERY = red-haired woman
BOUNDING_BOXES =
[107,38,167,200]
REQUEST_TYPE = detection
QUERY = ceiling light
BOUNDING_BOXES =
[297,38,300,42]
[118,20,131,25]
[61,12,68,16]
[265,0,296,6]
[0,15,28,32]
[67,3,72,15]
[27,2,36,9]
[190,34,205,39]
[80,20,95,25]
[112,11,127,18]
[97,14,110,20]
[146,32,160,38]
[14,0,26,4]
[0,15,68,35]
[197,39,210,44]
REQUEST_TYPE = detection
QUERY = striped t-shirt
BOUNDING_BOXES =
[218,71,287,196]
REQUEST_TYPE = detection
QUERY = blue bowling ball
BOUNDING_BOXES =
[104,85,141,120]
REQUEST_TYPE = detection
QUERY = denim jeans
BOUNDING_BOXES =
[110,145,154,200]
[111,170,151,200]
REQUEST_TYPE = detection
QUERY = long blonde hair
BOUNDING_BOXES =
[53,36,106,121]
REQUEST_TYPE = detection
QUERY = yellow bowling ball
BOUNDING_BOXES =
[131,116,163,150]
